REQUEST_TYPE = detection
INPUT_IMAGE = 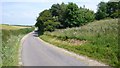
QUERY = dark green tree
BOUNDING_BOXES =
[78,7,95,25]
[58,2,67,28]
[44,20,60,31]
[35,2,95,32]
[95,2,108,20]
[107,2,119,18]
[50,4,61,17]
[50,4,61,22]
[35,20,44,34]
[35,10,53,33]
[65,2,80,27]
[38,10,53,22]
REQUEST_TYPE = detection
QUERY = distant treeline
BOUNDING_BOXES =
[35,1,119,33]
[12,25,33,27]
[1,24,33,27]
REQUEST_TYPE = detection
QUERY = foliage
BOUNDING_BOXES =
[96,1,119,20]
[36,10,53,24]
[95,2,108,20]
[35,10,53,33]
[35,1,119,33]
[107,2,119,18]
[35,9,60,32]
[64,2,80,27]
[40,19,118,66]
[44,20,60,31]
[50,4,61,17]
[58,2,95,27]
[35,2,95,32]
[78,7,95,25]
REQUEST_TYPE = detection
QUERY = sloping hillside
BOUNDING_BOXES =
[40,19,118,66]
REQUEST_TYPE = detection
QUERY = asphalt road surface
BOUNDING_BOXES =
[21,31,88,66]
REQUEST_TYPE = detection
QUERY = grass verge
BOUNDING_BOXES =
[40,19,119,67]
[1,27,34,66]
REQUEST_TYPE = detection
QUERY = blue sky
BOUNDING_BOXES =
[1,0,109,25]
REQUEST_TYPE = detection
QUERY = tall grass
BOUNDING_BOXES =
[0,29,2,67]
[40,19,119,66]
[1,27,34,66]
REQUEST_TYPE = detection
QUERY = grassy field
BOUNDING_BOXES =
[1,24,34,66]
[40,19,119,66]
[0,24,31,30]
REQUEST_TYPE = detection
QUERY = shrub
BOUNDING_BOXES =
[44,20,60,31]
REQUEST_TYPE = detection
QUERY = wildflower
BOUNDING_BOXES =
[73,32,77,35]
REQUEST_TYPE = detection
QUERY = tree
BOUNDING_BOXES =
[78,7,95,25]
[95,2,108,20]
[96,1,119,19]
[84,9,95,23]
[38,10,53,22]
[58,2,67,28]
[50,3,61,22]
[107,2,119,18]
[50,4,61,17]
[35,20,44,34]
[35,10,53,33]
[44,20,60,31]
[65,2,80,27]
[35,9,61,32]
[35,2,95,33]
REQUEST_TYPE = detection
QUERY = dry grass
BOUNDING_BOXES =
[0,24,31,30]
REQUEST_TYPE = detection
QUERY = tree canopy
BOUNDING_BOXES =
[35,1,118,33]
[95,1,119,20]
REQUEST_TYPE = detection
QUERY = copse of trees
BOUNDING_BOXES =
[95,1,119,20]
[35,1,119,33]
[35,2,95,32]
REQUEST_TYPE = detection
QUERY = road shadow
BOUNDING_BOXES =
[33,30,39,37]
[32,30,44,37]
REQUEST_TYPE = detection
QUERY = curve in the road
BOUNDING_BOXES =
[21,31,88,66]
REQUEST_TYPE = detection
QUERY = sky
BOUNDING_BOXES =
[1,0,110,25]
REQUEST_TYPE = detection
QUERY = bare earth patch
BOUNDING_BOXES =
[67,39,86,46]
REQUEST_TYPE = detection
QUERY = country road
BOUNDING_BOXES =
[21,31,88,66]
